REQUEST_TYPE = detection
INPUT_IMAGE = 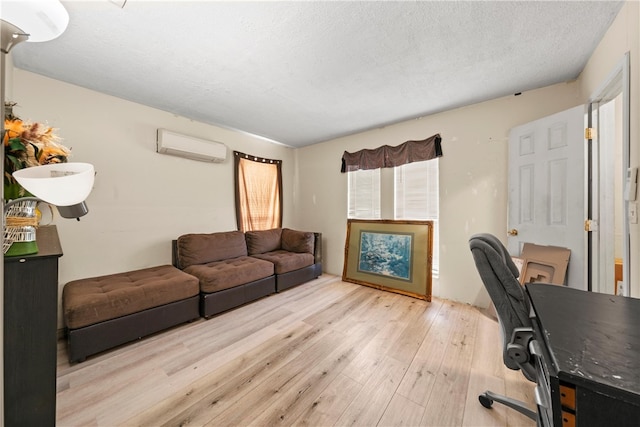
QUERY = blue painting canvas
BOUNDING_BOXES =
[358,231,413,281]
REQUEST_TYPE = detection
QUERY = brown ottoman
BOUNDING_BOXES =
[63,265,200,363]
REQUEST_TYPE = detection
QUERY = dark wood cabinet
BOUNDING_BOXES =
[4,226,62,427]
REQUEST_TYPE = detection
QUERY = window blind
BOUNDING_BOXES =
[348,169,381,219]
[395,159,439,274]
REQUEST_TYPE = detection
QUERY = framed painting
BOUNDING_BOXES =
[342,219,433,301]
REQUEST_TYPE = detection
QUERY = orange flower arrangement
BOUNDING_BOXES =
[3,102,71,199]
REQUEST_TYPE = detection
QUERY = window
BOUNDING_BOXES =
[344,135,441,277]
[395,160,439,274]
[347,169,381,219]
[347,160,439,274]
[234,151,282,232]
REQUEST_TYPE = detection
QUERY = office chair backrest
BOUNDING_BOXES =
[469,233,532,373]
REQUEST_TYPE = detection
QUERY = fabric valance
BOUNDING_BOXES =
[340,133,442,173]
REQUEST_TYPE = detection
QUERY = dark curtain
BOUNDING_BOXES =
[341,133,442,172]
[234,151,283,232]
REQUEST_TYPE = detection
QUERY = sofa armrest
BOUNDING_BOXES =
[171,239,181,269]
[313,232,322,265]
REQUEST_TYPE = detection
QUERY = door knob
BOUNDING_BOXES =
[508,229,518,236]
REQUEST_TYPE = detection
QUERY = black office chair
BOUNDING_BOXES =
[469,233,537,421]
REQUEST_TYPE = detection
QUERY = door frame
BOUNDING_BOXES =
[588,52,630,295]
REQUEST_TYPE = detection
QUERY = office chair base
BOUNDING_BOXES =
[479,391,537,421]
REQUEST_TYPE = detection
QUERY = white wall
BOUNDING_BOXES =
[296,82,581,308]
[11,70,296,326]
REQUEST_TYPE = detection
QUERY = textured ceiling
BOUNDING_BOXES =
[10,1,624,147]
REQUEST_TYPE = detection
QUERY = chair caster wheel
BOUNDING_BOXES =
[479,394,493,409]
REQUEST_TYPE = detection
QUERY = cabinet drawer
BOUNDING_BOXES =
[560,384,576,410]
[561,410,576,427]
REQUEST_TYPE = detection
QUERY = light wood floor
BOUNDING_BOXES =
[56,275,536,427]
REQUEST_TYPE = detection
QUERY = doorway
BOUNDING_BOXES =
[589,53,630,296]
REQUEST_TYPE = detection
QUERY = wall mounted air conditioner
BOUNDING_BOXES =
[156,129,227,163]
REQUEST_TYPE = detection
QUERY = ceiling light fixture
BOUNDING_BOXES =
[0,0,69,52]
[108,0,128,9]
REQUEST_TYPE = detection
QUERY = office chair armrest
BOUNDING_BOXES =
[507,327,537,382]
[507,327,534,364]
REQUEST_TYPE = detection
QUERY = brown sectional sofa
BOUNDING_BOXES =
[62,228,321,363]
[173,228,322,318]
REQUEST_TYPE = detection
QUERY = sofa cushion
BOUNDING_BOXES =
[63,265,200,329]
[177,231,248,268]
[184,256,274,293]
[252,250,314,274]
[245,228,282,255]
[281,228,314,254]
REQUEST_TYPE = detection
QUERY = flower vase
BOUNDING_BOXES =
[3,198,39,257]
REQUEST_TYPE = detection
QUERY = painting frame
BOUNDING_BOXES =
[342,219,433,301]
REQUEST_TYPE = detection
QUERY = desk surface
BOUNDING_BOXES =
[3,225,63,262]
[527,283,640,405]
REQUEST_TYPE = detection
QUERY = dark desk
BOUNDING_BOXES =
[527,283,640,427]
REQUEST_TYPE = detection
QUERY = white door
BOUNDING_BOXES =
[508,106,587,290]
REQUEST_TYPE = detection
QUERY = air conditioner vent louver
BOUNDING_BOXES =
[156,129,227,163]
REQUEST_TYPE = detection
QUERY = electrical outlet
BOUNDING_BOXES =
[617,281,626,296]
